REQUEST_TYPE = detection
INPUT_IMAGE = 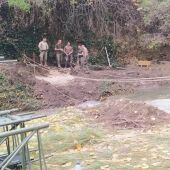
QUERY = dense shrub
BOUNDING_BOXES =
[0,0,140,65]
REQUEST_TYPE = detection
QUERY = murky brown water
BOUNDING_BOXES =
[128,87,170,113]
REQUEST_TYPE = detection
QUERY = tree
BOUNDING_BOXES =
[0,0,141,59]
[139,0,170,49]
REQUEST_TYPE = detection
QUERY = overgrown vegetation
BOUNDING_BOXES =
[0,73,40,110]
[0,0,140,64]
[137,0,170,60]
[0,0,169,63]
[98,81,134,98]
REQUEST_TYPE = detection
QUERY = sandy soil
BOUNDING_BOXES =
[35,69,75,86]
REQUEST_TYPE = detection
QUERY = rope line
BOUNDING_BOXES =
[23,55,170,83]
[21,56,170,105]
[74,76,170,83]
[23,55,170,104]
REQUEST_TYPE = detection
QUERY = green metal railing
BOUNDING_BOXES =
[0,123,49,170]
[0,109,49,170]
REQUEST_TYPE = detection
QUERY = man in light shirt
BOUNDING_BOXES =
[38,37,49,66]
[55,39,63,68]
[82,45,88,59]
[77,43,89,67]
[64,41,73,68]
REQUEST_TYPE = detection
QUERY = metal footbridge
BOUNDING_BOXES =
[0,109,49,170]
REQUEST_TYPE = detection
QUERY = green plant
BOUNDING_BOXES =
[98,81,113,97]
[0,0,140,61]
[88,36,118,66]
[0,73,40,110]
[8,0,30,11]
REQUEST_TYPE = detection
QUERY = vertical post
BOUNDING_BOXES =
[37,130,47,169]
[37,130,43,170]
[12,135,15,150]
[20,123,26,169]
[26,142,31,170]
[105,47,111,67]
[39,133,47,170]
[5,126,10,155]
[33,52,36,75]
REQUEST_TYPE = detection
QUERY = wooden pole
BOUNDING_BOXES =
[105,47,111,67]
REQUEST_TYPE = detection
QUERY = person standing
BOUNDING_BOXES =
[38,37,49,66]
[77,43,84,66]
[77,43,89,68]
[82,44,89,62]
[81,44,89,72]
[55,40,63,68]
[64,41,74,68]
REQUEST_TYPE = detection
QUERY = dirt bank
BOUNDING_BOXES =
[85,98,170,129]
[33,62,170,108]
[1,61,170,110]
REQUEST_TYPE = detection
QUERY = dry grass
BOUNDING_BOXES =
[28,107,170,170]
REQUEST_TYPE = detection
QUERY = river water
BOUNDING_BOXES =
[128,87,170,113]
[78,87,170,113]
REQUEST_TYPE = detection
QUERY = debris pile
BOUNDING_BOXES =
[88,98,170,129]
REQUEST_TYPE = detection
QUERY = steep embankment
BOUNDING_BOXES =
[0,63,40,110]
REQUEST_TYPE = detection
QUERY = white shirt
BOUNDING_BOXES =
[38,41,49,51]
[82,45,88,57]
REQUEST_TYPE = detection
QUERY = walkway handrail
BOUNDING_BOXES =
[0,123,49,138]
[0,109,19,116]
[0,115,47,127]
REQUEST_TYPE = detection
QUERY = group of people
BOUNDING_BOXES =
[38,37,89,68]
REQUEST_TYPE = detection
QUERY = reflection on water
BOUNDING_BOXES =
[78,100,101,109]
[147,99,170,113]
[128,87,170,113]
[128,87,170,101]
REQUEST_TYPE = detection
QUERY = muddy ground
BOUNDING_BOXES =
[1,62,170,170]
[84,98,170,129]
[1,61,170,129]
[34,61,170,108]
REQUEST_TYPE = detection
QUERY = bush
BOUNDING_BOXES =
[0,73,40,111]
[88,36,118,66]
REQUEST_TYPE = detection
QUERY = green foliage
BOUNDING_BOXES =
[0,73,40,110]
[82,29,96,48]
[98,81,134,98]
[8,0,30,11]
[0,26,45,58]
[140,0,153,8]
[88,36,118,66]
[141,0,170,24]
[0,42,18,59]
[0,0,140,63]
[138,0,170,53]
[98,81,113,97]
[147,41,158,49]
